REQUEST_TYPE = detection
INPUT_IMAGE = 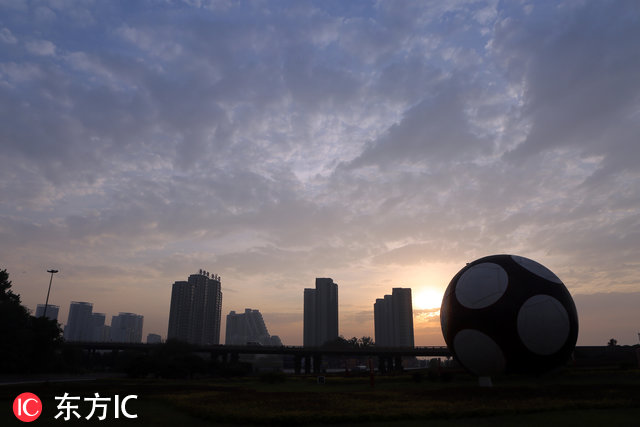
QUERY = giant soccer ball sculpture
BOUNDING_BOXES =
[441,254,578,378]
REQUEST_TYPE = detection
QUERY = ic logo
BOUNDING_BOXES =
[13,393,42,422]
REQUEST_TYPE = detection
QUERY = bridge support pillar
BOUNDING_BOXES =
[294,355,302,375]
[304,355,311,374]
[394,355,403,371]
[378,356,386,373]
[313,354,322,374]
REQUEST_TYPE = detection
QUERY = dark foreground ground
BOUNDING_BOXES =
[1,368,639,426]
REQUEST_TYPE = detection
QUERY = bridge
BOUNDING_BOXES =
[65,342,452,374]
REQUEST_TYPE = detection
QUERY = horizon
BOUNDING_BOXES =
[13,268,640,347]
[2,1,640,347]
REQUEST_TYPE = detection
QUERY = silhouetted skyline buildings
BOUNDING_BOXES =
[226,308,282,346]
[90,312,109,342]
[111,312,144,343]
[44,273,418,347]
[168,269,223,345]
[147,333,162,344]
[63,301,144,343]
[304,278,339,347]
[374,288,415,348]
[63,301,93,341]
[35,303,59,322]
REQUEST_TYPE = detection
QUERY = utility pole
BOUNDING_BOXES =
[43,269,58,319]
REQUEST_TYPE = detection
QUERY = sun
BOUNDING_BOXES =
[414,288,443,310]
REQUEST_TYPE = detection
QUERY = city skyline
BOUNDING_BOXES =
[21,269,640,346]
[2,1,640,347]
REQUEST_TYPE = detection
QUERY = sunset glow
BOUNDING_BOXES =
[414,289,444,311]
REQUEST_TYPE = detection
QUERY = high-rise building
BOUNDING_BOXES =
[90,312,110,342]
[374,288,414,348]
[111,312,144,343]
[147,333,162,344]
[167,269,222,345]
[225,308,275,346]
[35,304,59,322]
[64,301,93,341]
[269,335,283,346]
[303,278,338,347]
[303,288,317,346]
[374,296,391,347]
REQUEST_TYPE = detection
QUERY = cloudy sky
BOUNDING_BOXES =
[1,0,639,346]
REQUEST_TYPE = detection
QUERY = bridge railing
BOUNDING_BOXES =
[65,341,451,357]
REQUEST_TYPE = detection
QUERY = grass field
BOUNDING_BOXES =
[2,368,639,426]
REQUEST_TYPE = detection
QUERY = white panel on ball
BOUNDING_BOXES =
[454,329,506,376]
[455,263,508,309]
[511,255,562,284]
[517,295,569,355]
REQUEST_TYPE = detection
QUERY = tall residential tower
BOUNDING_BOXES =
[167,270,222,345]
[226,308,281,346]
[35,304,59,322]
[63,301,93,342]
[303,278,338,347]
[374,288,414,347]
[111,312,144,343]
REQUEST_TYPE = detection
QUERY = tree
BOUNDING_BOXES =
[321,336,350,349]
[0,269,62,373]
[359,336,374,348]
[607,338,618,347]
[322,336,375,349]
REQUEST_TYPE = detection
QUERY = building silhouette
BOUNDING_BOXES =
[61,301,144,343]
[111,312,144,343]
[269,335,283,346]
[35,304,59,321]
[226,308,282,346]
[167,269,222,345]
[64,301,93,341]
[374,288,414,347]
[90,312,111,342]
[147,333,162,344]
[304,278,338,347]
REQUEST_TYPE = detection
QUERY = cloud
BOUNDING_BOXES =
[414,308,441,325]
[25,39,56,56]
[0,27,16,44]
[493,2,640,178]
[348,81,493,169]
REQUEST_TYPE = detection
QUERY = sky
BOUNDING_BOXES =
[1,0,639,347]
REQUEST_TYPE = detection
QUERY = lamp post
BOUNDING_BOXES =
[43,269,58,319]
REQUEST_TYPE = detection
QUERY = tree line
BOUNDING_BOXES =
[0,269,62,373]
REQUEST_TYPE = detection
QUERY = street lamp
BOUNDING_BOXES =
[43,269,58,319]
